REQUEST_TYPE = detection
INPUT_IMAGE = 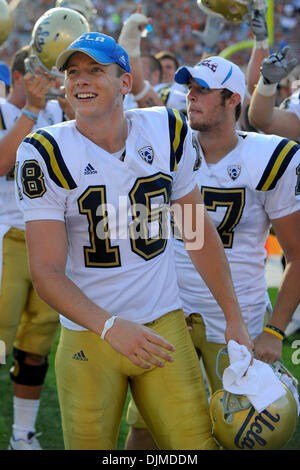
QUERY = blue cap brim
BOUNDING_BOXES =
[174,66,210,89]
[174,66,191,85]
[0,64,10,86]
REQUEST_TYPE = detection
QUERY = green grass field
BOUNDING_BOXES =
[0,287,299,450]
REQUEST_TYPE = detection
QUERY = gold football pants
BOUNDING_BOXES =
[55,309,216,450]
[126,313,227,430]
[0,228,59,356]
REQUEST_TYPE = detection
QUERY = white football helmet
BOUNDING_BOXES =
[55,0,97,28]
[0,0,13,46]
[25,7,90,99]
[210,359,299,450]
[197,0,249,23]
[29,7,90,72]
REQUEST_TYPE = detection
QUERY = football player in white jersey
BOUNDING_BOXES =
[15,32,253,450]
[172,55,300,392]
[0,45,67,451]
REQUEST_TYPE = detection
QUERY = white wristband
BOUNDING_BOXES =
[254,38,269,50]
[256,75,277,97]
[133,80,150,101]
[245,89,252,100]
[101,315,118,340]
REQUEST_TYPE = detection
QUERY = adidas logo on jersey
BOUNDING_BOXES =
[84,163,97,175]
[72,350,88,361]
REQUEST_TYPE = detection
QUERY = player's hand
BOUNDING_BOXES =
[225,317,254,355]
[24,71,56,111]
[118,12,149,59]
[245,8,268,41]
[192,15,224,51]
[253,330,282,363]
[104,317,175,369]
[260,46,298,84]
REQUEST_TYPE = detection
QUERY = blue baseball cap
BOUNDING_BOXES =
[0,62,10,87]
[56,32,131,73]
[175,56,246,104]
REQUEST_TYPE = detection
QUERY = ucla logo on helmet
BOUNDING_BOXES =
[227,164,241,180]
[34,21,50,53]
[138,146,154,165]
[234,406,281,450]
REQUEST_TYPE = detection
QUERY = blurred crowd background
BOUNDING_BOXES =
[0,0,300,70]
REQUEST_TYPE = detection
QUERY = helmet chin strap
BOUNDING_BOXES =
[24,54,65,100]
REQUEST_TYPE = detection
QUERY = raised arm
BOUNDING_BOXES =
[118,11,164,108]
[239,1,270,130]
[0,71,55,176]
[248,46,299,138]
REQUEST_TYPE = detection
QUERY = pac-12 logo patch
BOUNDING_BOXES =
[138,146,154,164]
[227,165,241,180]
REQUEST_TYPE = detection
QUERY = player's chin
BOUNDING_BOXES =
[187,114,201,130]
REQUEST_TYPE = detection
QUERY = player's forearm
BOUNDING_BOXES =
[248,87,277,132]
[130,57,163,107]
[268,259,300,332]
[31,265,111,335]
[246,47,269,95]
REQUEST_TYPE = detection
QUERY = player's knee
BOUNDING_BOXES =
[9,348,49,386]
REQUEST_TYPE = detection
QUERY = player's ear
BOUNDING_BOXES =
[228,92,242,109]
[120,72,132,96]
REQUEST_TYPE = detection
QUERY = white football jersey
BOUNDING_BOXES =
[15,107,198,330]
[279,88,300,142]
[174,131,300,343]
[0,99,64,229]
[155,82,187,114]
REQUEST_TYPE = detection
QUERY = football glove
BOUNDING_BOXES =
[192,14,224,52]
[118,13,148,59]
[261,46,298,84]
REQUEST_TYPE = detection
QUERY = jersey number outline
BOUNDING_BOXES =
[296,164,300,195]
[78,185,121,268]
[201,187,245,248]
[20,160,46,198]
[78,173,173,267]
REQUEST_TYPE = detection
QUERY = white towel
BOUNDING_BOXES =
[223,340,286,413]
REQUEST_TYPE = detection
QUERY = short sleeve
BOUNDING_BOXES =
[168,112,198,201]
[264,146,300,220]
[15,138,69,223]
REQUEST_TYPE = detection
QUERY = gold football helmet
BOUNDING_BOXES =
[0,0,13,46]
[210,361,299,450]
[197,0,249,23]
[55,0,96,26]
[30,7,90,72]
